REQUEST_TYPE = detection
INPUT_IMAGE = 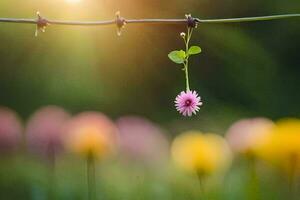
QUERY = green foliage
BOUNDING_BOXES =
[168,28,202,91]
[168,50,186,64]
[168,46,201,64]
[168,30,202,66]
[188,46,202,55]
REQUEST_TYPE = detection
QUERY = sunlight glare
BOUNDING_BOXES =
[65,0,81,4]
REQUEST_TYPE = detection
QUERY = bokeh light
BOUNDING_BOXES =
[25,106,70,160]
[257,119,300,175]
[64,112,118,159]
[116,116,169,166]
[0,107,22,154]
[225,118,274,156]
[171,131,232,175]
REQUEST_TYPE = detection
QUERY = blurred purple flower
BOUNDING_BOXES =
[0,107,22,153]
[175,90,202,117]
[25,106,70,159]
[116,116,169,166]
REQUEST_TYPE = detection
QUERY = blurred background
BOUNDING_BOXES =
[0,0,299,199]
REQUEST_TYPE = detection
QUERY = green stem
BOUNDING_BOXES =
[183,27,193,91]
[288,155,298,200]
[87,156,96,200]
[198,14,300,23]
[184,62,190,91]
[47,145,56,200]
[196,171,205,200]
[248,158,259,200]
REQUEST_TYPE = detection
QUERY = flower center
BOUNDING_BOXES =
[185,99,192,107]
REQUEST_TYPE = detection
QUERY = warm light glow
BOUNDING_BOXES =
[65,0,81,3]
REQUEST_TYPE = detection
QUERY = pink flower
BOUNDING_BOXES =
[116,116,169,166]
[0,107,22,154]
[26,106,70,159]
[175,90,202,117]
[225,118,274,155]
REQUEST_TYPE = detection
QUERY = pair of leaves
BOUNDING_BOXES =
[168,46,202,64]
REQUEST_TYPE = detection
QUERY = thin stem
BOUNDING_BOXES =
[287,155,298,200]
[184,62,190,91]
[47,145,56,200]
[183,27,193,91]
[248,157,260,200]
[87,156,96,200]
[196,171,205,200]
[0,14,299,26]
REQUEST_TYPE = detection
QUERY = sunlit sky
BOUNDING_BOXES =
[65,0,81,4]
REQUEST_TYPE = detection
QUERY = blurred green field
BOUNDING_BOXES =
[0,150,297,200]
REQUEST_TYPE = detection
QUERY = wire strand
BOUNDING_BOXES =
[197,14,300,23]
[0,14,299,26]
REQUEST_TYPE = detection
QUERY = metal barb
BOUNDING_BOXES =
[115,11,126,36]
[185,14,198,28]
[35,11,49,37]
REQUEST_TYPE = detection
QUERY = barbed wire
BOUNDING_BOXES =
[0,12,299,36]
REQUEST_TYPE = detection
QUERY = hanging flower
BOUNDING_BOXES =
[175,90,202,117]
[25,106,71,159]
[171,131,232,175]
[0,107,22,154]
[169,25,202,116]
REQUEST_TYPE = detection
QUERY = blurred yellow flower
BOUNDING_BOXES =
[257,119,300,174]
[69,126,112,158]
[225,118,274,156]
[64,112,118,159]
[171,131,232,175]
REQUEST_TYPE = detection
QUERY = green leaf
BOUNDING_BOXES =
[168,50,186,64]
[188,46,202,55]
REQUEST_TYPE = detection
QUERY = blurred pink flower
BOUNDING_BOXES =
[0,107,22,153]
[26,106,70,159]
[116,116,169,166]
[225,118,274,155]
[175,90,202,117]
[63,112,118,159]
